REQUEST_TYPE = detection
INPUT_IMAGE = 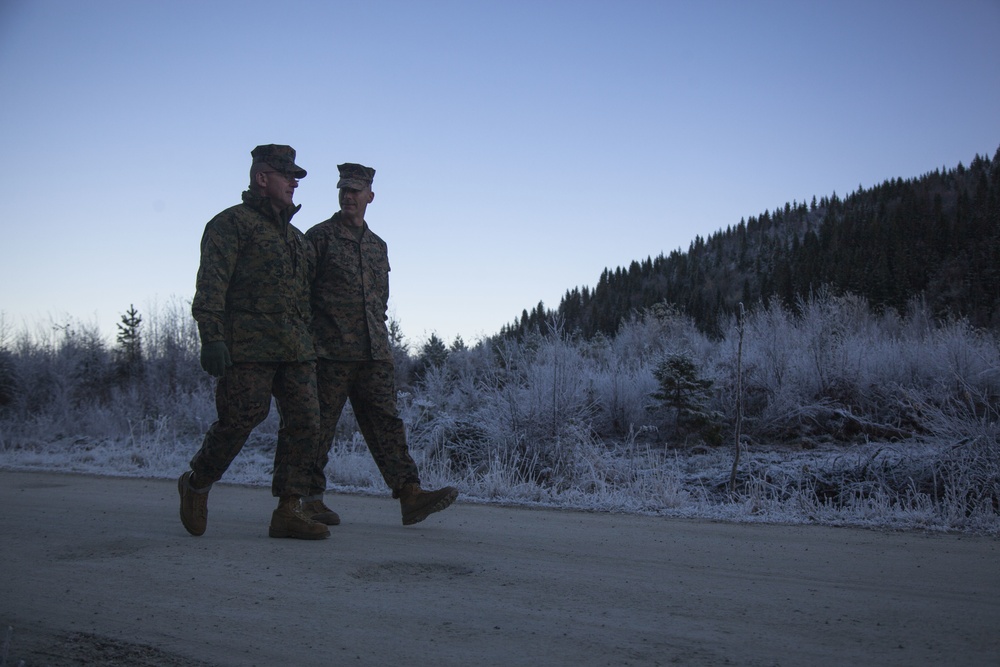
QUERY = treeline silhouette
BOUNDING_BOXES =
[505,147,1000,339]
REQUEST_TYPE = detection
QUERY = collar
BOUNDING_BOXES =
[242,189,301,225]
[331,210,368,238]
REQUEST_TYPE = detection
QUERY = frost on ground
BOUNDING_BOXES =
[1,431,996,536]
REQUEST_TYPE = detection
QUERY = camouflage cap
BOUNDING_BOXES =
[250,144,307,179]
[336,162,376,190]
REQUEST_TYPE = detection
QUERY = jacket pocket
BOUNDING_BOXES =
[227,297,287,351]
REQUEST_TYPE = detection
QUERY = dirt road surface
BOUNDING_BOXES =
[1,470,997,666]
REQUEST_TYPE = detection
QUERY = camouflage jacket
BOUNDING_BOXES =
[192,190,316,362]
[305,211,392,362]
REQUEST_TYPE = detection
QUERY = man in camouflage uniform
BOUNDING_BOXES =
[178,144,329,540]
[304,162,458,526]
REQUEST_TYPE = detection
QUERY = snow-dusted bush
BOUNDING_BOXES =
[0,302,223,448]
[1,291,998,534]
[724,291,1000,447]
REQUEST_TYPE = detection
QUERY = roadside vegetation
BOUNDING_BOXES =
[1,290,998,534]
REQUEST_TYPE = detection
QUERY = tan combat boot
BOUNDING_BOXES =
[268,496,330,540]
[302,496,341,526]
[399,483,459,526]
[178,470,211,536]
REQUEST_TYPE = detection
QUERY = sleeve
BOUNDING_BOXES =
[304,226,324,287]
[383,240,391,320]
[191,213,240,343]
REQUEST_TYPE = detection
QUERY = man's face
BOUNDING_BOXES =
[261,171,298,208]
[339,186,374,223]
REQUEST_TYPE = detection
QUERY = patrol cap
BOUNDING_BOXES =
[337,162,376,190]
[250,144,307,179]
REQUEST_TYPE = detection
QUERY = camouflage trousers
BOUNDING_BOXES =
[309,359,420,498]
[190,361,321,498]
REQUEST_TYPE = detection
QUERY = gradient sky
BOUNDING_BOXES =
[1,0,998,349]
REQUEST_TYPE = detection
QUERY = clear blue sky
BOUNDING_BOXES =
[1,0,998,348]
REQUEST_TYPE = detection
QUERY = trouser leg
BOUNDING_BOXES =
[351,361,420,496]
[270,360,321,499]
[190,363,274,485]
[311,359,353,497]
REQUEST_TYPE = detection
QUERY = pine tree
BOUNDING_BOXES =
[650,353,723,446]
[412,333,449,384]
[116,304,143,378]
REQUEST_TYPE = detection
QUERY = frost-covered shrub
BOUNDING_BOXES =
[3,289,1000,534]
[727,291,1000,445]
[585,359,657,439]
[0,303,213,445]
[612,302,714,365]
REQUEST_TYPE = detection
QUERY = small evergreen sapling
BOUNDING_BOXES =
[651,352,723,446]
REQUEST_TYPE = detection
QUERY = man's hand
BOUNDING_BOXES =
[200,341,232,377]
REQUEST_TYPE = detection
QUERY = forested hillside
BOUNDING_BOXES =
[506,147,1000,339]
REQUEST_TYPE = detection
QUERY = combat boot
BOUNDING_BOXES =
[178,470,211,536]
[269,496,330,540]
[399,483,459,526]
[302,496,341,526]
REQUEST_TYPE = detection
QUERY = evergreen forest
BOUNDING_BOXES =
[507,147,1000,339]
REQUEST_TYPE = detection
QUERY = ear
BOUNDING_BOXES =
[254,170,269,188]
[368,190,376,204]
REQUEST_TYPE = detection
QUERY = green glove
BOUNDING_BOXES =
[200,341,232,377]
